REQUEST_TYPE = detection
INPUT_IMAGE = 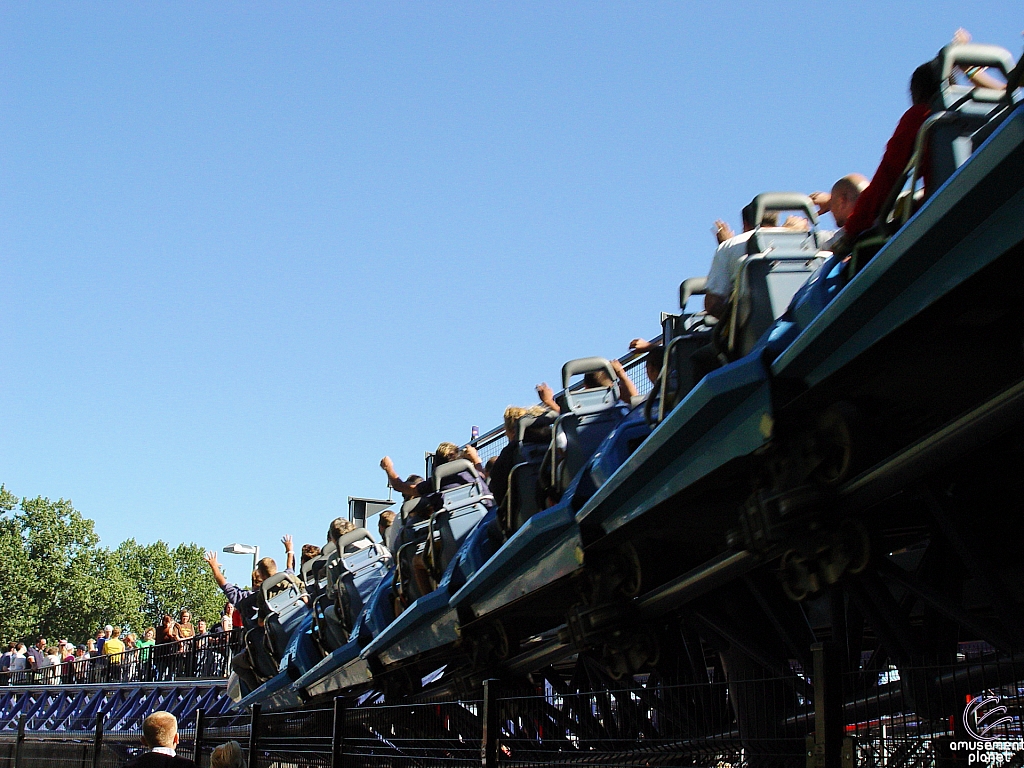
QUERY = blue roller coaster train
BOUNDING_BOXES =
[4,39,1024,768]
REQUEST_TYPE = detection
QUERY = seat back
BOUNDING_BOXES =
[726,254,823,359]
[332,528,390,632]
[424,462,492,581]
[322,541,343,601]
[393,518,432,605]
[543,358,627,500]
[503,414,553,533]
[244,626,278,680]
[261,571,306,617]
[717,194,824,360]
[257,572,305,662]
[930,43,1018,187]
[301,554,327,601]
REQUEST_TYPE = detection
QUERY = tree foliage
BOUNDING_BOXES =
[0,484,221,644]
[114,540,224,630]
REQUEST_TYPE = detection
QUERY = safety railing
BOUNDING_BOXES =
[10,644,1023,766]
[0,630,244,687]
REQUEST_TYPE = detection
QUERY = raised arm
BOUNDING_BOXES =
[380,457,418,497]
[610,359,640,404]
[536,383,560,414]
[282,535,295,572]
[204,551,228,589]
[461,445,485,474]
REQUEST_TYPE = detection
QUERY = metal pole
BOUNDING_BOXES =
[331,696,346,768]
[252,547,260,575]
[248,704,262,768]
[92,710,105,768]
[481,679,498,768]
[809,642,842,768]
[193,708,206,766]
[14,714,26,768]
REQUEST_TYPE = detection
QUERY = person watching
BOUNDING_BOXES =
[103,627,126,680]
[125,711,197,768]
[210,741,245,768]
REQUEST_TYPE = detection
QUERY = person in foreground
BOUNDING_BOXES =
[210,741,246,768]
[125,711,197,768]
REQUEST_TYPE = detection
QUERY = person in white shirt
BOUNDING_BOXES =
[705,206,787,319]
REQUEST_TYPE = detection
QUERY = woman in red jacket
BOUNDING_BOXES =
[839,61,942,247]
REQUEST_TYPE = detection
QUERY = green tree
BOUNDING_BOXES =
[0,489,142,642]
[0,486,34,642]
[115,540,225,630]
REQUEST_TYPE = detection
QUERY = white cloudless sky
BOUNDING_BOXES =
[1,2,1019,582]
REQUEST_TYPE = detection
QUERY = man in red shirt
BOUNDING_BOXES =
[839,62,942,247]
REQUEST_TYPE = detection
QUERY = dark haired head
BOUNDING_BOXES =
[740,203,779,230]
[910,61,941,105]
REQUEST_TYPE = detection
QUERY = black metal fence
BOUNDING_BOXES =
[0,714,197,768]
[9,645,1024,767]
[1,632,244,687]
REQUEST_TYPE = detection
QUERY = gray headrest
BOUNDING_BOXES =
[433,458,478,490]
[940,43,1016,81]
[336,528,373,552]
[749,192,819,229]
[260,571,303,599]
[680,276,707,310]
[561,357,616,389]
[400,497,422,521]
[300,555,324,582]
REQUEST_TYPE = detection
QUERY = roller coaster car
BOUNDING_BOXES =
[450,359,635,639]
[300,551,326,600]
[235,530,391,709]
[261,571,308,662]
[257,44,1024,736]
[563,46,1024,705]
[358,461,493,678]
[312,531,391,654]
[310,542,345,652]
[500,412,554,535]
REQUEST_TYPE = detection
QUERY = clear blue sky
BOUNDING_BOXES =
[1,3,1018,582]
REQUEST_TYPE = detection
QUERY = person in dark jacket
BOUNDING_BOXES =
[124,711,196,768]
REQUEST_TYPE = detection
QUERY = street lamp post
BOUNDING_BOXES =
[223,543,260,575]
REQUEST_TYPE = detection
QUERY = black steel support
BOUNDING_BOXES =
[808,642,842,768]
[481,678,498,768]
[331,696,346,768]
[248,704,262,768]
[92,711,105,768]
[193,708,205,766]
[14,715,26,768]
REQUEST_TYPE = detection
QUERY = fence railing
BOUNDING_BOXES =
[0,630,244,687]
[7,644,1024,767]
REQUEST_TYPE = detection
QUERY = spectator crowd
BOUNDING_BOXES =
[0,609,240,686]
